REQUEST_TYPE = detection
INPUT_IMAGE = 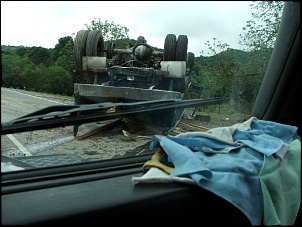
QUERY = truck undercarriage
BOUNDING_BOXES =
[73,31,201,134]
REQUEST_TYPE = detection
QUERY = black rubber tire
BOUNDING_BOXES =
[175,35,188,61]
[186,52,195,75]
[85,30,107,84]
[86,30,105,57]
[163,34,176,61]
[74,30,90,71]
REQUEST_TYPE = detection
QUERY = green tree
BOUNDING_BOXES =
[25,64,73,95]
[1,53,19,87]
[51,36,74,64]
[45,66,73,95]
[55,37,75,72]
[27,46,51,66]
[84,18,130,48]
[25,64,47,92]
[1,53,33,89]
[201,38,241,98]
[194,2,284,113]
[233,1,284,112]
[239,1,284,51]
[15,46,30,57]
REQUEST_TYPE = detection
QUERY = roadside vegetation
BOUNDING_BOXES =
[1,1,284,115]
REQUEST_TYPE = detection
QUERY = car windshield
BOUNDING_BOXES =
[1,1,285,172]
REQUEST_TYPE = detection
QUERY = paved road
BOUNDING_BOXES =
[1,88,151,169]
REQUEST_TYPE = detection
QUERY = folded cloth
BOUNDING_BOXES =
[259,139,301,226]
[132,167,195,185]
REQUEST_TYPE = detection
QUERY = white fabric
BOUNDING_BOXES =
[132,167,195,185]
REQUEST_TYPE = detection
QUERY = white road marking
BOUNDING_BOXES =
[2,88,70,155]
[6,134,32,156]
[2,87,67,105]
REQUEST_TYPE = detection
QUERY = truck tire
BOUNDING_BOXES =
[163,34,176,61]
[175,35,188,61]
[74,30,90,71]
[85,30,107,84]
[86,30,105,57]
[186,52,194,75]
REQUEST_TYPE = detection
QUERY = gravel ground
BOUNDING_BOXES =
[181,111,250,129]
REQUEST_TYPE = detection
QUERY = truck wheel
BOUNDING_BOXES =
[186,52,195,75]
[86,30,105,57]
[74,30,90,71]
[163,34,176,61]
[175,35,188,61]
[86,30,107,84]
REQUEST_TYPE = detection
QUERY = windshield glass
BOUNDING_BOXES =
[1,1,285,172]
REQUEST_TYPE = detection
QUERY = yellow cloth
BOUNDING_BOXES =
[142,151,175,174]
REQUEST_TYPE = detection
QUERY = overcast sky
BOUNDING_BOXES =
[1,1,255,57]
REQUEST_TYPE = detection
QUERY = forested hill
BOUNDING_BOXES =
[2,45,27,55]
[194,48,272,74]
[2,44,271,67]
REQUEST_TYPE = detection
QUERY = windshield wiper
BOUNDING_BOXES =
[1,97,229,135]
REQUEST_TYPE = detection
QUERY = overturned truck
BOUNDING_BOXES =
[73,30,202,135]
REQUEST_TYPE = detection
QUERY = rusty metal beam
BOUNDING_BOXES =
[76,119,122,140]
